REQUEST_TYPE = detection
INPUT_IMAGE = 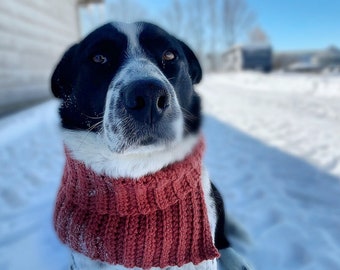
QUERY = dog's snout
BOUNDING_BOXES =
[123,79,170,124]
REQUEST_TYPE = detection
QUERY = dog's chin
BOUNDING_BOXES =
[106,133,182,155]
[104,115,185,155]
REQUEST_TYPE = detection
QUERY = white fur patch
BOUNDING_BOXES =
[63,130,199,179]
[113,22,142,56]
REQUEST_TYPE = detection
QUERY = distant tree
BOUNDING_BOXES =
[164,0,187,37]
[208,0,219,71]
[188,0,206,62]
[197,0,205,54]
[248,26,269,45]
[164,0,206,64]
[221,0,256,48]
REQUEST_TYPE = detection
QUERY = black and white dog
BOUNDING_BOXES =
[51,21,252,270]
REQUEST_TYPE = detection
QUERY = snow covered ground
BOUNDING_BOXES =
[1,72,340,270]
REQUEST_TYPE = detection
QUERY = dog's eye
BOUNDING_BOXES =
[92,54,108,64]
[162,50,176,62]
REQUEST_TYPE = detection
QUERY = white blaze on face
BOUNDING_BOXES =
[113,22,142,56]
[102,22,184,154]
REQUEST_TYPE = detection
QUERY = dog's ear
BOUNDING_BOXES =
[51,44,78,99]
[178,40,202,84]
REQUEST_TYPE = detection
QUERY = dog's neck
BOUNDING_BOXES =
[61,136,205,216]
[62,130,200,179]
[54,136,220,268]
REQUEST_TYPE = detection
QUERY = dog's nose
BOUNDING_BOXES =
[123,79,170,124]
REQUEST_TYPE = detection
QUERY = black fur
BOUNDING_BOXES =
[211,183,231,250]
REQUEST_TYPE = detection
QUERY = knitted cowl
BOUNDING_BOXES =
[54,137,220,269]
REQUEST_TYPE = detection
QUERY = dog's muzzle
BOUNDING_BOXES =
[103,58,183,152]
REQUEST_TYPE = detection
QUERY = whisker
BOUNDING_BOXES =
[87,121,103,132]
[181,106,198,121]
[74,120,104,152]
[81,112,105,120]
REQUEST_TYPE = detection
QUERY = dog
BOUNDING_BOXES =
[51,21,253,270]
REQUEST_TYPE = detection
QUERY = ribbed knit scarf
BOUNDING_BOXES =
[54,138,220,269]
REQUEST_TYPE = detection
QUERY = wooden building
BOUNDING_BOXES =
[223,45,273,72]
[0,0,101,116]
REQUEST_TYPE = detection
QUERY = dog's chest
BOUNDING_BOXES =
[71,249,218,270]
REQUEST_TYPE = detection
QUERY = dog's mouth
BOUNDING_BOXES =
[140,136,158,146]
[103,113,183,154]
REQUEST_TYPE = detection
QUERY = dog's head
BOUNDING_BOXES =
[52,22,202,154]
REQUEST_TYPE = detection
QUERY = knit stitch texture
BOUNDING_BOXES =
[54,138,220,268]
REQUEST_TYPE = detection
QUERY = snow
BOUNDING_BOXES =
[1,72,340,269]
[0,101,68,270]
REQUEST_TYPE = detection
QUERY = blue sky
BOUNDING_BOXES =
[84,0,340,52]
[247,0,340,51]
[141,0,340,51]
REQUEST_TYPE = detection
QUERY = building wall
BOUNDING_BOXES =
[223,48,242,71]
[242,48,272,72]
[0,0,79,115]
[223,46,272,72]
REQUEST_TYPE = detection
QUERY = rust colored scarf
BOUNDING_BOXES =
[54,138,219,268]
